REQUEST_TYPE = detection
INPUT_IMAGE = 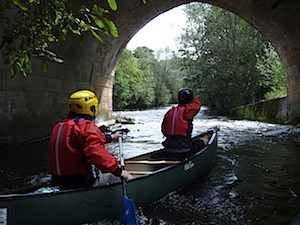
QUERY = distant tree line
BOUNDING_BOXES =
[114,3,286,114]
[113,47,183,110]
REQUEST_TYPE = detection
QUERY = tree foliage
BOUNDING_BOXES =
[133,47,170,106]
[256,42,286,99]
[113,47,183,110]
[179,3,284,114]
[0,0,145,77]
[134,47,183,106]
[113,49,155,110]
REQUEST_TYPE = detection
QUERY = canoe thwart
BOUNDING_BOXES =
[125,160,181,165]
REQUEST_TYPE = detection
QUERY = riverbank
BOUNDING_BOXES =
[233,96,289,124]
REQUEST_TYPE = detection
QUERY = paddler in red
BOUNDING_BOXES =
[48,90,133,189]
[161,89,208,157]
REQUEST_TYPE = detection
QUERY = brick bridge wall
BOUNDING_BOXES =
[0,0,300,146]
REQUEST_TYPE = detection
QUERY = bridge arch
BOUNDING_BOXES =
[1,0,299,145]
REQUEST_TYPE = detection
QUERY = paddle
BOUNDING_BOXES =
[118,137,138,225]
[263,123,300,136]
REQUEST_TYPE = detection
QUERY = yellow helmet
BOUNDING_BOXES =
[69,90,99,117]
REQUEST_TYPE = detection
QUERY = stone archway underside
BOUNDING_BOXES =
[1,0,299,145]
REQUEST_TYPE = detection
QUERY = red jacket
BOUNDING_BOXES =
[48,119,119,176]
[182,97,202,120]
[162,97,201,137]
[162,106,188,136]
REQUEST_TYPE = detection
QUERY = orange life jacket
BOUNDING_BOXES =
[162,106,189,136]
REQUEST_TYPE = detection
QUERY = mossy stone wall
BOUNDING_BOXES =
[234,97,288,124]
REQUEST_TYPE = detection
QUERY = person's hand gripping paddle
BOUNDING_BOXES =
[118,137,138,225]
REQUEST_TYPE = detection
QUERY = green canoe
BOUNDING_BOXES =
[0,126,219,225]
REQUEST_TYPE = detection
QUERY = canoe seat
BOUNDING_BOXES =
[127,171,152,175]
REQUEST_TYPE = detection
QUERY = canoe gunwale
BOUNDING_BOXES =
[124,125,218,176]
[0,126,219,199]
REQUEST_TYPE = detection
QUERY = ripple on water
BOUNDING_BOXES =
[1,107,300,225]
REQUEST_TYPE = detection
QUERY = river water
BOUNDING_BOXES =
[1,106,300,225]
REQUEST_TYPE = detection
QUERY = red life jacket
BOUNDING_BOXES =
[48,119,87,176]
[162,106,189,136]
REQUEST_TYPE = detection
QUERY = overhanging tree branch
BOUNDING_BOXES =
[0,0,146,77]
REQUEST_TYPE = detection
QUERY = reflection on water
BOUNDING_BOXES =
[1,106,300,224]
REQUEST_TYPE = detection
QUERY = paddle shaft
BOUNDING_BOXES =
[118,137,139,225]
[118,137,127,196]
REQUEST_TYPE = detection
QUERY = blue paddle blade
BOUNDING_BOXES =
[119,195,138,225]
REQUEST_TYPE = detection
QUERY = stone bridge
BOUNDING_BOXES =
[1,0,300,146]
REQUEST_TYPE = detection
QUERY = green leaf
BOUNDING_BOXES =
[78,21,91,31]
[91,30,104,43]
[55,11,63,25]
[141,0,147,4]
[92,4,106,16]
[104,18,119,37]
[12,0,28,10]
[48,36,56,42]
[60,28,67,40]
[91,15,105,29]
[67,24,81,35]
[42,49,56,57]
[107,0,117,11]
[16,61,27,77]
[24,56,32,72]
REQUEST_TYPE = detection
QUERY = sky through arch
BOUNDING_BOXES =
[126,5,187,52]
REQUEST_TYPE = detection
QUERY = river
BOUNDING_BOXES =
[1,106,300,225]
